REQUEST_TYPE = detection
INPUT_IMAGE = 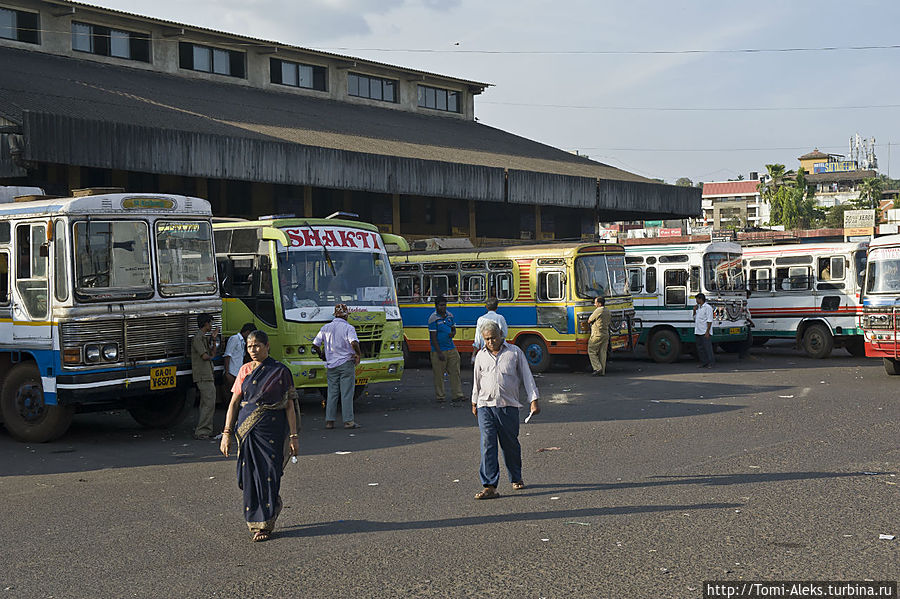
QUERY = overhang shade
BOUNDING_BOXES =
[507,170,597,208]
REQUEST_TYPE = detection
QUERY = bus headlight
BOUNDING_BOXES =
[84,344,101,363]
[390,342,396,351]
[297,346,305,354]
[102,344,118,361]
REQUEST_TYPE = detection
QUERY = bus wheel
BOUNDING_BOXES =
[128,389,190,429]
[1,363,73,442]
[402,341,418,369]
[883,358,900,376]
[518,336,551,373]
[648,330,681,364]
[801,324,833,359]
[844,337,866,357]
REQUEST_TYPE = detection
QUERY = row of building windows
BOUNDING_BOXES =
[1,6,463,112]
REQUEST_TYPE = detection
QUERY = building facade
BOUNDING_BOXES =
[0,0,699,242]
[699,179,768,229]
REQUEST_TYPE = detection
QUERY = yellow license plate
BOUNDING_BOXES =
[355,378,368,386]
[729,328,741,334]
[150,366,176,390]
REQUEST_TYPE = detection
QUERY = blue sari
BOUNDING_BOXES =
[234,357,299,533]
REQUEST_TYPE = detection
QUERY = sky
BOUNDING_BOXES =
[87,0,900,184]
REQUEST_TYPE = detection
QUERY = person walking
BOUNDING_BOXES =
[428,295,464,402]
[219,330,300,542]
[471,320,540,500]
[312,304,362,429]
[471,297,509,361]
[693,292,715,368]
[190,313,219,440]
[224,322,255,391]
[587,296,611,376]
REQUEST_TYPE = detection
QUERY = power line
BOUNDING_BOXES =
[320,44,900,56]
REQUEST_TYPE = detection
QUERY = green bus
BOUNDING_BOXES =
[213,215,408,397]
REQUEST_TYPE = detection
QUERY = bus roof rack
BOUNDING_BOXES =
[71,187,125,197]
[259,213,296,220]
[326,211,359,220]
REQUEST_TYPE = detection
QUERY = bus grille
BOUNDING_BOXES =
[126,316,189,361]
[60,320,125,349]
[354,323,384,359]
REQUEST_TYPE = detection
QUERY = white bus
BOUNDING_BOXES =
[624,242,749,363]
[742,242,868,358]
[859,234,900,374]
[0,190,219,442]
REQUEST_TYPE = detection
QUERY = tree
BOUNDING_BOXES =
[855,177,883,210]
[737,174,744,180]
[675,177,693,187]
[824,204,852,228]
[758,163,797,225]
[764,166,821,229]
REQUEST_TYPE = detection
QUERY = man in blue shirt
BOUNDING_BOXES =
[428,295,463,402]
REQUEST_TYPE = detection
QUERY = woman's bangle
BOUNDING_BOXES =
[289,433,299,439]
[222,430,232,435]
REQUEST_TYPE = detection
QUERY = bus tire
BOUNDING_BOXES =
[128,388,190,429]
[648,330,681,364]
[1,363,73,443]
[402,341,418,369]
[883,358,900,376]
[801,323,833,359]
[844,337,866,357]
[518,335,552,373]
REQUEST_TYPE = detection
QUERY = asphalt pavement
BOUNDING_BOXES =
[1,341,897,599]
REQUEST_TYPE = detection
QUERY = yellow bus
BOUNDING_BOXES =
[213,215,408,398]
[390,242,635,372]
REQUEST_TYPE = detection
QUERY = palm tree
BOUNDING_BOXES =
[857,177,884,210]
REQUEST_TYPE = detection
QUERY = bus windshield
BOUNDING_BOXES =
[73,220,152,299]
[277,248,397,321]
[865,248,900,294]
[574,254,628,298]
[156,221,217,296]
[703,252,744,291]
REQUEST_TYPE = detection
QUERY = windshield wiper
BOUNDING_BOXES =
[301,221,335,276]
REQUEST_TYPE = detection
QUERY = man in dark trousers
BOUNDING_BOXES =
[190,313,219,440]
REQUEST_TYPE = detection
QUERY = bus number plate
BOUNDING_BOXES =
[150,366,176,390]
[729,327,741,335]
[355,378,368,386]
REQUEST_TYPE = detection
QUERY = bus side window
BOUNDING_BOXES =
[0,251,8,305]
[627,267,643,293]
[750,268,770,291]
[537,271,564,301]
[690,266,700,293]
[491,272,513,301]
[424,274,451,301]
[462,273,486,302]
[776,266,810,291]
[645,266,657,293]
[664,268,687,306]
[15,223,49,319]
[54,219,68,302]
[396,275,421,302]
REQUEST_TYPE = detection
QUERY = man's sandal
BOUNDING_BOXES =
[512,481,526,490]
[474,486,500,500]
[252,530,272,542]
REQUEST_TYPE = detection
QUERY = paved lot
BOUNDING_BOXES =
[1,342,897,598]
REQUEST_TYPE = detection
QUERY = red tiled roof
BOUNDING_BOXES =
[798,149,831,160]
[701,180,761,197]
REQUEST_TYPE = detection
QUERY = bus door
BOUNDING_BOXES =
[12,222,51,343]
[816,255,846,312]
[536,267,567,333]
[215,228,276,329]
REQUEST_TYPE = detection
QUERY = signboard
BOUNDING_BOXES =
[844,210,876,229]
[813,161,858,174]
[281,225,384,252]
[692,226,713,235]
[879,224,900,235]
[658,228,682,237]
[643,220,663,228]
[844,227,874,238]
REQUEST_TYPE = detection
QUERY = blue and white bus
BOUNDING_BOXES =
[0,189,219,442]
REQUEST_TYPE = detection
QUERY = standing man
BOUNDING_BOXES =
[313,304,362,429]
[223,322,255,391]
[693,292,715,368]
[587,296,611,376]
[428,295,463,403]
[191,313,219,440]
[471,320,540,500]
[471,297,508,361]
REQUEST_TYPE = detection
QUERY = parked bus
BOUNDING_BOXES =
[859,234,900,374]
[213,215,408,397]
[0,190,220,442]
[624,242,749,363]
[742,242,868,358]
[390,242,635,372]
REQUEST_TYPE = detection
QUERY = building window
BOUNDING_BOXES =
[348,72,397,103]
[417,85,460,113]
[72,21,150,62]
[270,58,327,91]
[178,42,245,78]
[0,7,39,44]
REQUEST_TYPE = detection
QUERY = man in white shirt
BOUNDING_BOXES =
[693,292,715,368]
[223,322,255,391]
[471,297,509,361]
[313,303,362,429]
[471,320,540,500]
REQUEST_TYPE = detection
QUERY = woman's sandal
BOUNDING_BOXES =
[252,530,272,542]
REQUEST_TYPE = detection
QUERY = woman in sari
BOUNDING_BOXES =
[220,330,300,542]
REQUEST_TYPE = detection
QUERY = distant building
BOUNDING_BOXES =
[798,148,878,208]
[699,178,767,229]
